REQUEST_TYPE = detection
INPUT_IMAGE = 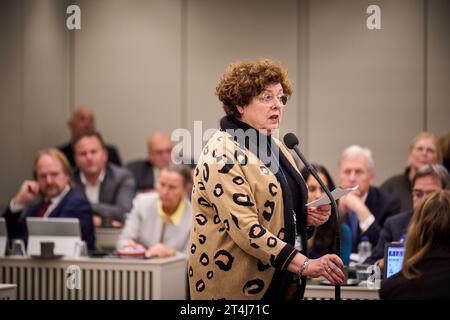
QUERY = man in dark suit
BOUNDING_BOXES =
[126,132,173,192]
[2,149,95,251]
[366,164,450,265]
[338,145,401,252]
[58,106,122,168]
[72,131,136,228]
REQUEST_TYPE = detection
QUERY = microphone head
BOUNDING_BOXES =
[283,133,299,149]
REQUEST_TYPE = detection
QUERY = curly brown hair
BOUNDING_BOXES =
[215,59,293,118]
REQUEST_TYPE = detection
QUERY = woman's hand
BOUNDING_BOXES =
[304,254,345,285]
[307,204,331,226]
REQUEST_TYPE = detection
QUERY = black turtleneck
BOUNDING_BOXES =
[219,115,309,300]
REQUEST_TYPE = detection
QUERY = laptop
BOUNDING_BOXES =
[26,217,81,257]
[0,218,7,256]
[384,242,405,279]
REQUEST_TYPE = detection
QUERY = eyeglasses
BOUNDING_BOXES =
[152,148,172,156]
[412,189,437,199]
[413,146,437,155]
[257,93,288,106]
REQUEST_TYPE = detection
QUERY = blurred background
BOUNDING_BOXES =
[0,0,449,207]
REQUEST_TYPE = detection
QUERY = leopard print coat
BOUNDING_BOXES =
[188,129,304,299]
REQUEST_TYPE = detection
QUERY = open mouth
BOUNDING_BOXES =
[269,115,279,121]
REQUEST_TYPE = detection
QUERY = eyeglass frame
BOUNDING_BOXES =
[412,146,437,156]
[256,92,289,106]
[412,188,438,199]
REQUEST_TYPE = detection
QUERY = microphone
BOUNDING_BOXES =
[283,132,341,301]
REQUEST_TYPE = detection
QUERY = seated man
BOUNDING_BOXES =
[366,164,450,265]
[338,145,401,252]
[2,149,95,250]
[126,132,172,192]
[72,131,136,228]
[117,164,192,257]
[59,106,122,168]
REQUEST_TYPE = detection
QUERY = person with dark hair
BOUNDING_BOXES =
[301,165,352,265]
[380,191,450,299]
[439,130,450,173]
[72,131,136,228]
[189,59,344,300]
[117,164,192,257]
[2,148,95,250]
[366,164,450,266]
[59,106,122,168]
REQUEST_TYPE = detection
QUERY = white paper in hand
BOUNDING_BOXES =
[306,185,359,207]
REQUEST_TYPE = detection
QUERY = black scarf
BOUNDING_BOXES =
[220,115,309,299]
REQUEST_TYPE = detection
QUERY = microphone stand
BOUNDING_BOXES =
[303,163,341,301]
[292,153,341,301]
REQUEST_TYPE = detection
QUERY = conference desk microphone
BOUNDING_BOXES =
[283,132,342,301]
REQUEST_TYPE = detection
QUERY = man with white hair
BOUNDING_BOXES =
[338,145,401,252]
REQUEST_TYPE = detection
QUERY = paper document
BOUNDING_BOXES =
[306,185,359,207]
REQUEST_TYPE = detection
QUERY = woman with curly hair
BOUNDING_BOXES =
[188,59,344,300]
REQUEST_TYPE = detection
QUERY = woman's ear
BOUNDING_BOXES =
[236,105,244,115]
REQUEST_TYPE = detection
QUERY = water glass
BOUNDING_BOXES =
[73,240,88,258]
[10,239,26,257]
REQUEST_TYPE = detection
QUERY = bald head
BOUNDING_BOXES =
[147,132,172,169]
[68,106,95,137]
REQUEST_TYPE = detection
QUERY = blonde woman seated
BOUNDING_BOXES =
[117,164,192,258]
[381,132,441,212]
[380,191,450,299]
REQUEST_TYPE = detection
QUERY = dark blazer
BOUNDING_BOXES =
[2,189,95,251]
[366,210,412,264]
[126,160,155,191]
[72,163,136,222]
[346,186,401,251]
[59,141,122,168]
[380,249,450,300]
[380,169,413,212]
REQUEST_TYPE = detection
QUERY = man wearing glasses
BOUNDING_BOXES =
[366,164,450,266]
[126,132,173,193]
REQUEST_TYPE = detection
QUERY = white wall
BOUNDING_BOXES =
[0,0,449,206]
[427,0,450,135]
[307,0,425,183]
[73,0,183,162]
[0,0,71,208]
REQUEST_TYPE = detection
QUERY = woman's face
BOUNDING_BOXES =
[237,83,285,133]
[306,172,329,202]
[408,137,439,171]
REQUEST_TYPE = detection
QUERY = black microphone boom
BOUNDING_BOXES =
[283,132,342,301]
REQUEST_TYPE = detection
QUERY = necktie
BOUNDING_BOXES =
[348,211,359,251]
[37,200,52,218]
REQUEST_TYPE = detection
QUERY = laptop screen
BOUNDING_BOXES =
[26,217,81,256]
[384,242,405,278]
